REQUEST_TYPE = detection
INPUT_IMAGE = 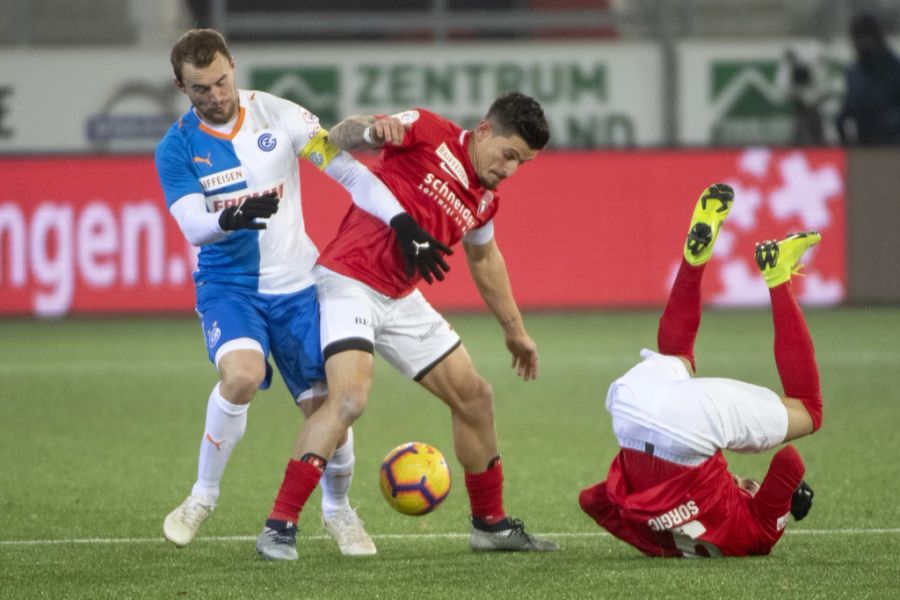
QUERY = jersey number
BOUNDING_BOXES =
[670,520,723,558]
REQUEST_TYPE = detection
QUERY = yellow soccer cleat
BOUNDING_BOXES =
[684,183,735,266]
[755,231,822,288]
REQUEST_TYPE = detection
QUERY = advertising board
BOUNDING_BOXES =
[1,149,845,316]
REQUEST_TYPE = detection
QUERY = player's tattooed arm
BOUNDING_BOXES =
[328,115,377,150]
[329,114,407,150]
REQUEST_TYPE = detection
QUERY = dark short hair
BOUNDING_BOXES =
[486,92,550,150]
[170,28,232,81]
[850,13,883,41]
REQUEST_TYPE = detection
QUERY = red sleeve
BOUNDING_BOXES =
[390,108,434,149]
[751,445,806,524]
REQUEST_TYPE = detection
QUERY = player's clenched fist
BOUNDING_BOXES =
[218,193,279,231]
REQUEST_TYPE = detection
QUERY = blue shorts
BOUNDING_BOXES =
[195,282,325,402]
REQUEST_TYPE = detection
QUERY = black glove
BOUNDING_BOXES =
[218,193,279,231]
[389,213,453,284]
[790,480,814,521]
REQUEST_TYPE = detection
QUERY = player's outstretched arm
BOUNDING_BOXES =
[329,114,407,150]
[464,239,538,381]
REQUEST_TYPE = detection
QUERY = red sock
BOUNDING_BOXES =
[464,457,506,524]
[268,458,324,523]
[770,282,823,431]
[658,259,706,371]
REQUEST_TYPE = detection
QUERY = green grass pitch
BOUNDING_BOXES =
[1,308,899,599]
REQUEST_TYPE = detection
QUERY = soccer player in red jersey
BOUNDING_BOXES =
[255,92,559,559]
[579,184,821,557]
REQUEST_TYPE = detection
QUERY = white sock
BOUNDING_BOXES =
[321,427,355,518]
[191,383,248,504]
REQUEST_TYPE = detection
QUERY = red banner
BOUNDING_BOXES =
[440,147,847,310]
[1,149,845,316]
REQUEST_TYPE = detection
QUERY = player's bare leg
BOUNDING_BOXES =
[755,232,824,440]
[257,350,373,560]
[418,346,497,471]
[419,345,558,552]
[164,349,263,547]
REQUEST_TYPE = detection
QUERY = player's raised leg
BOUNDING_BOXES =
[418,346,558,552]
[755,232,824,439]
[657,183,734,373]
[164,349,263,547]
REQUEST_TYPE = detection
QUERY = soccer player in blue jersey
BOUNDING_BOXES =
[154,29,435,556]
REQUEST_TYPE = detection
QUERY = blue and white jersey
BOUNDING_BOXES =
[156,89,340,294]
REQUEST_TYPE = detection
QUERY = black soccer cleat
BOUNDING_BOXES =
[469,516,559,552]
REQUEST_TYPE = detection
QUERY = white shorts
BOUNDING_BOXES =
[606,349,789,465]
[314,266,461,380]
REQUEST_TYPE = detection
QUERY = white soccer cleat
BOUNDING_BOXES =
[322,505,377,556]
[163,495,215,547]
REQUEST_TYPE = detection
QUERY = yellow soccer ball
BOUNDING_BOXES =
[379,442,451,516]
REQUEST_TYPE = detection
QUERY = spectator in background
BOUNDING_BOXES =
[836,13,900,145]
[777,48,828,146]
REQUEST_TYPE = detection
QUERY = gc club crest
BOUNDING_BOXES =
[257,132,277,152]
[207,321,221,348]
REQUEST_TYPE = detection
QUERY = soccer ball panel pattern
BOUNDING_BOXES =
[379,442,452,516]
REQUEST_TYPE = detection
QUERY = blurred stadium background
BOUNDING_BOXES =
[3,0,900,315]
[2,1,900,598]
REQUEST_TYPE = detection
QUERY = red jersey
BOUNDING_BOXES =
[318,109,500,297]
[579,445,805,557]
